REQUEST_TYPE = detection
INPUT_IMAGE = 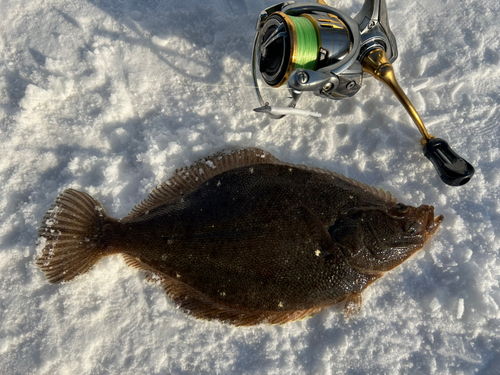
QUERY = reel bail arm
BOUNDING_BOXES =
[253,104,322,118]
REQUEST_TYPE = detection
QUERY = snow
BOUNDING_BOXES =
[1,0,499,374]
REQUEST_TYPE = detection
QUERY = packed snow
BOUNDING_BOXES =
[1,0,499,374]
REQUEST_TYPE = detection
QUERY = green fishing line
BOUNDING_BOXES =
[288,16,319,70]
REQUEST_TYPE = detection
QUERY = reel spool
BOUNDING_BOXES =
[258,12,351,88]
[252,0,475,186]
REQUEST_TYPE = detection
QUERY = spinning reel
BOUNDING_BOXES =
[252,0,475,186]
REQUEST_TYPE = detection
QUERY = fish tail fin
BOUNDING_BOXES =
[36,189,113,283]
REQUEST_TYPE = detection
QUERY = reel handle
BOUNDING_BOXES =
[361,48,474,186]
[423,138,475,186]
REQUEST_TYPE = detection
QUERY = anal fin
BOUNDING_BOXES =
[343,292,362,319]
[122,254,326,326]
[159,275,327,326]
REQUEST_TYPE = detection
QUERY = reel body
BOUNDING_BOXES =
[253,0,397,107]
[252,0,474,186]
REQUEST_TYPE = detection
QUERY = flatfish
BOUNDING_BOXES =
[36,148,443,326]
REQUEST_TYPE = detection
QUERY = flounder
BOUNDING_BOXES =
[36,148,443,326]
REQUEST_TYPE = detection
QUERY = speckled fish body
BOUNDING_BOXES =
[36,148,443,325]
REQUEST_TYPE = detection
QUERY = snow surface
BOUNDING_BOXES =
[1,0,499,374]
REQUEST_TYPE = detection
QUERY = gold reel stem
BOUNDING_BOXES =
[362,48,434,146]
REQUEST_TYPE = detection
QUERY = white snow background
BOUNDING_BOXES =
[1,0,499,373]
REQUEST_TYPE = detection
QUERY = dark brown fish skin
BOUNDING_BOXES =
[36,148,443,325]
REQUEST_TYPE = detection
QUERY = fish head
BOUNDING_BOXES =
[329,203,444,273]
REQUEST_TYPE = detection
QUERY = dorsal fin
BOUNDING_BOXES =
[273,162,397,204]
[123,148,396,221]
[329,171,397,204]
[123,148,280,221]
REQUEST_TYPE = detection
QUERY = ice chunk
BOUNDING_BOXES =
[457,298,464,319]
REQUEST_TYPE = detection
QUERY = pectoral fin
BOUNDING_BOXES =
[296,204,335,255]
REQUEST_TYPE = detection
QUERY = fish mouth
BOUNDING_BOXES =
[423,205,444,238]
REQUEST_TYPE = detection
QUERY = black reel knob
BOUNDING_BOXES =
[423,138,475,186]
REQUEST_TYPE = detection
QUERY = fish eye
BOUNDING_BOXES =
[404,221,418,234]
[394,203,409,214]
